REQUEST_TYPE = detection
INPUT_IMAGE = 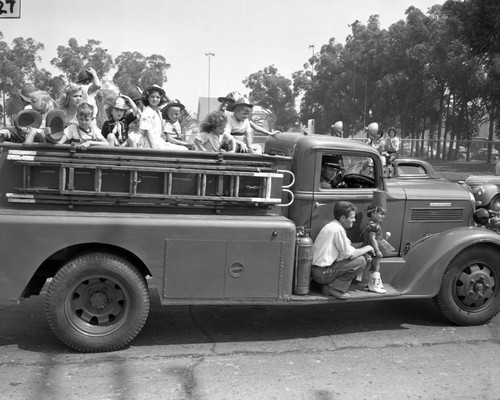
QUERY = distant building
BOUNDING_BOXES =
[197,97,221,122]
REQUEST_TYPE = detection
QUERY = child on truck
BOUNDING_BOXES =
[193,111,235,152]
[224,96,262,154]
[58,102,109,150]
[161,101,192,150]
[362,204,396,294]
[102,95,141,147]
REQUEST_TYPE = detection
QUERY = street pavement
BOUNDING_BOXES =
[1,285,499,400]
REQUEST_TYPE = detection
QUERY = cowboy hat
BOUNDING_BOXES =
[161,100,185,119]
[217,91,242,103]
[126,87,143,102]
[142,84,166,99]
[19,83,37,103]
[44,109,66,143]
[107,96,129,111]
[75,69,93,84]
[14,109,43,134]
[226,96,253,112]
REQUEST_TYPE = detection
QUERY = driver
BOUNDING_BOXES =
[320,155,344,188]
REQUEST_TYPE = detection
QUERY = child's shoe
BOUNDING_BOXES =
[367,272,386,294]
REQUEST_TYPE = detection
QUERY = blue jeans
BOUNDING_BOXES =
[311,256,367,293]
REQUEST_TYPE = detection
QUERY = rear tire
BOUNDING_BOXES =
[433,246,500,325]
[45,252,150,352]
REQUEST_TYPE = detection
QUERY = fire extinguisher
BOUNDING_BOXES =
[294,226,314,295]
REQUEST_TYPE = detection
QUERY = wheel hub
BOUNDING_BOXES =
[89,291,109,310]
[456,264,495,308]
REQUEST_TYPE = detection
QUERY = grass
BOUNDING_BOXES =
[429,160,497,182]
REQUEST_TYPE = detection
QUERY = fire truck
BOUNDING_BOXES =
[0,132,499,352]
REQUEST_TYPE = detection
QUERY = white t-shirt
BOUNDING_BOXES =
[312,220,355,267]
[63,124,105,143]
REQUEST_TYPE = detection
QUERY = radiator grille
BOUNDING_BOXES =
[410,208,463,222]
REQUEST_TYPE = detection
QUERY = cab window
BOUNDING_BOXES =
[319,154,377,190]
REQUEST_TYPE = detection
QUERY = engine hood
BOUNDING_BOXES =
[388,179,471,201]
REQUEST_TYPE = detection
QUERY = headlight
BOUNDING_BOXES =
[477,187,484,196]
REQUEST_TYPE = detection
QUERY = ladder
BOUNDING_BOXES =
[5,148,289,209]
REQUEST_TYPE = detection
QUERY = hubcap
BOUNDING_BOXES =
[66,277,127,333]
[454,264,495,310]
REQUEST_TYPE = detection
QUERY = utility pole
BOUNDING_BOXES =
[308,44,315,77]
[205,52,215,114]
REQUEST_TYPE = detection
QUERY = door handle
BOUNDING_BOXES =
[314,202,326,208]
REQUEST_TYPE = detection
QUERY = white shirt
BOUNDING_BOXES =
[312,220,355,266]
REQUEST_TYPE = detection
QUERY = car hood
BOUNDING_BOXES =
[465,175,499,187]
[388,179,471,201]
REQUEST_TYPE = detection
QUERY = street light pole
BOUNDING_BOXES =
[308,44,315,77]
[205,52,215,114]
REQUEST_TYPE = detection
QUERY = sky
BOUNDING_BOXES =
[1,0,444,114]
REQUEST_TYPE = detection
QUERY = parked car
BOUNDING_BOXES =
[465,175,500,211]
[389,158,442,180]
[474,148,499,162]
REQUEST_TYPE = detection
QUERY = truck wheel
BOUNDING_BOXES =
[45,252,150,352]
[433,246,500,326]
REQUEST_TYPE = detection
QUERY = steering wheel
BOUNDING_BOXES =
[332,169,346,187]
[343,174,374,188]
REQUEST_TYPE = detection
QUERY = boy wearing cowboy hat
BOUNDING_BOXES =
[161,100,193,150]
[102,95,141,147]
[224,96,263,154]
[218,91,278,137]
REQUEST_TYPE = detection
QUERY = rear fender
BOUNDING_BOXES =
[394,226,500,296]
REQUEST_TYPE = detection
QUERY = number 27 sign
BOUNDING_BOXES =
[0,0,20,19]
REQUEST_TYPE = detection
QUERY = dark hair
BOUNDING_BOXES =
[200,111,227,133]
[142,89,166,107]
[77,102,94,117]
[366,203,385,218]
[333,201,356,220]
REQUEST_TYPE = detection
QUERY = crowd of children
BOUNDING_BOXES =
[0,70,278,153]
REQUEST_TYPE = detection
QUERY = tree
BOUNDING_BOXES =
[113,52,171,96]
[443,0,500,162]
[0,33,45,118]
[50,38,114,82]
[244,65,298,131]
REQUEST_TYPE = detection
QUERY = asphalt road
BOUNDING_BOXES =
[1,285,499,400]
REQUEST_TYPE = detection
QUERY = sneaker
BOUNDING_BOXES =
[367,272,387,294]
[321,285,350,299]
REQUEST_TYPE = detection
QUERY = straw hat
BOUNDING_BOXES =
[107,96,129,111]
[14,110,43,133]
[44,109,66,143]
[19,83,37,102]
[217,91,242,103]
[226,96,253,112]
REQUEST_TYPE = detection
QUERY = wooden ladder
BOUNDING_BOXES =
[6,148,286,208]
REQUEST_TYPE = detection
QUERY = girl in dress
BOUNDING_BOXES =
[362,204,396,294]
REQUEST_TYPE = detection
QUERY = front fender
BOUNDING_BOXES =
[473,184,498,207]
[394,226,500,296]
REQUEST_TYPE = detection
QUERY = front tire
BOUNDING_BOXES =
[434,246,500,325]
[45,252,150,352]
